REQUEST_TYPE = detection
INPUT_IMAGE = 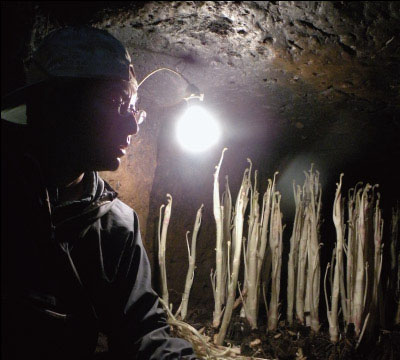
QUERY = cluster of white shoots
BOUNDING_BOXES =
[324,177,399,345]
[211,149,283,345]
[157,148,400,352]
[159,194,204,319]
[287,165,322,333]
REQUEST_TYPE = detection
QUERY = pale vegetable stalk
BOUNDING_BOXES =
[244,174,275,328]
[295,165,322,329]
[255,176,275,297]
[391,205,400,325]
[296,210,309,324]
[307,167,322,333]
[341,182,385,344]
[268,191,283,331]
[222,176,232,307]
[304,221,312,327]
[216,164,251,345]
[244,169,260,329]
[327,174,345,343]
[240,162,254,320]
[245,164,255,266]
[339,200,348,325]
[371,194,384,328]
[353,184,371,336]
[287,182,303,326]
[345,189,355,327]
[177,204,203,320]
[158,194,172,308]
[257,175,276,285]
[212,148,228,328]
[346,184,362,326]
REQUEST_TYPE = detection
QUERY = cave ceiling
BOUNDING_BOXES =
[4,2,399,161]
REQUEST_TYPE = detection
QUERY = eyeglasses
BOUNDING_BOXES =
[113,99,147,125]
[127,104,147,125]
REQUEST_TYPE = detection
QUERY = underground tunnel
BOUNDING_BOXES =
[1,1,400,359]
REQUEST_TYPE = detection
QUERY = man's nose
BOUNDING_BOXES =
[120,112,138,135]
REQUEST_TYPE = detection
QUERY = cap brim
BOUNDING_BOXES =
[1,104,27,125]
[1,82,42,125]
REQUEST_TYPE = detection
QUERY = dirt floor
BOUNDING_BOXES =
[94,306,400,359]
[183,308,400,360]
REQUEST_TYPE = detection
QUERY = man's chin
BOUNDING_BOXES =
[89,157,121,172]
[105,157,122,172]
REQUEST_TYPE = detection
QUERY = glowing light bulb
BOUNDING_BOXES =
[176,105,220,153]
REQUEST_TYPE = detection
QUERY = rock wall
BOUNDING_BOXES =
[2,1,399,311]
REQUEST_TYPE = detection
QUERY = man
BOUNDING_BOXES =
[1,26,198,359]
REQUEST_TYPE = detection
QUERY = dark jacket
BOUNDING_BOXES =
[1,120,198,359]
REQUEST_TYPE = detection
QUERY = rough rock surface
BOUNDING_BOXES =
[2,1,399,310]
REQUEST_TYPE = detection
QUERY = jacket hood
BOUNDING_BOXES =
[51,172,118,229]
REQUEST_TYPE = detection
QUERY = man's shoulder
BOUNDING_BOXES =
[101,197,139,233]
[110,198,136,219]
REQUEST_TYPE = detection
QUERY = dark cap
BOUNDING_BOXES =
[2,26,136,124]
[27,26,135,84]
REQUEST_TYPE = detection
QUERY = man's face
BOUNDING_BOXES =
[63,79,139,172]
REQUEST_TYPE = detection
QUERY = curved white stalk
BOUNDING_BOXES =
[222,176,232,308]
[216,164,250,345]
[213,148,227,328]
[296,212,309,324]
[159,194,172,308]
[179,204,203,320]
[243,167,261,328]
[268,192,283,331]
[324,262,332,324]
[353,185,371,336]
[372,195,384,326]
[245,204,260,328]
[329,174,345,343]
[391,205,400,325]
[287,180,301,326]
[308,166,321,333]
